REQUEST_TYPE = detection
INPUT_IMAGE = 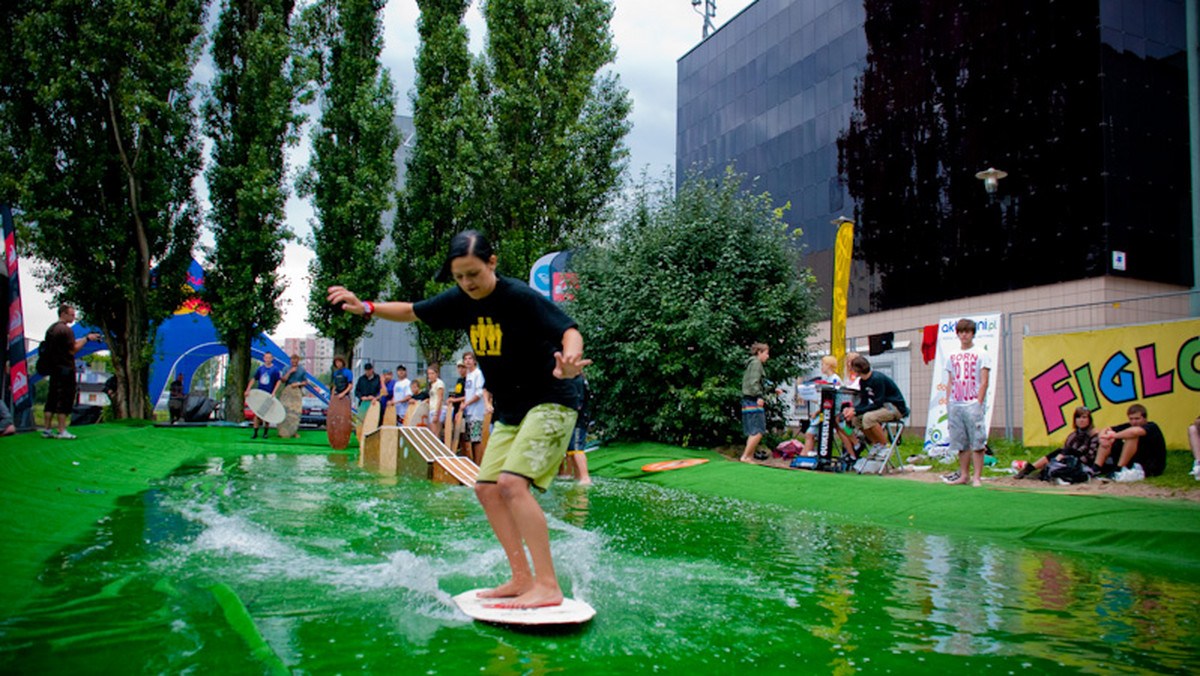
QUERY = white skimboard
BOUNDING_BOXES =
[246,389,286,425]
[452,589,595,626]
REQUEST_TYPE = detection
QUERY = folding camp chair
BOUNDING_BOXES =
[853,417,906,475]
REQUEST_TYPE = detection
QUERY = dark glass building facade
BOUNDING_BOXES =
[677,0,1193,313]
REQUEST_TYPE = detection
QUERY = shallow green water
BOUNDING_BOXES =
[2,453,1197,675]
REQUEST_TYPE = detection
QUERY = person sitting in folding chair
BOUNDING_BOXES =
[841,355,907,458]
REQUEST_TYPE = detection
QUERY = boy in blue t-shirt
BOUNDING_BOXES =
[245,352,284,439]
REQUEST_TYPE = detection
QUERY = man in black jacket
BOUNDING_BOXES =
[842,355,907,452]
[354,363,382,406]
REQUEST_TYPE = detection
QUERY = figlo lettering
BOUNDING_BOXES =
[1029,337,1200,433]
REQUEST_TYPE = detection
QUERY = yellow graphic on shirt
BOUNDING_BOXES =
[470,317,502,356]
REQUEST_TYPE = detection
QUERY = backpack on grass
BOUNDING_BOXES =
[1041,455,1092,484]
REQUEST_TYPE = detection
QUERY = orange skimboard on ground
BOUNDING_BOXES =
[641,458,710,472]
[452,589,595,627]
[326,395,353,450]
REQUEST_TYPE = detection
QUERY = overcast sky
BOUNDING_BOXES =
[18,0,755,345]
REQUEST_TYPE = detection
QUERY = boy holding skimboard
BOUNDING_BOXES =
[328,230,589,610]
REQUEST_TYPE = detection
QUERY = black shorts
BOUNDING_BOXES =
[46,373,77,414]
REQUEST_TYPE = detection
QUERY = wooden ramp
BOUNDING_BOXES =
[361,424,479,487]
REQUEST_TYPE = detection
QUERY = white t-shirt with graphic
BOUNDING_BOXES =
[946,344,991,405]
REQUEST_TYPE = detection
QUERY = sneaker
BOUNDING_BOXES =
[941,471,961,484]
[41,429,55,438]
[1190,461,1200,478]
[1113,465,1144,483]
[54,430,77,440]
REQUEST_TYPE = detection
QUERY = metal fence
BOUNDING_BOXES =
[806,288,1199,442]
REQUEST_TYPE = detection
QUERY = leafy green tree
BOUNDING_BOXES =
[392,0,629,363]
[300,0,399,360]
[204,0,302,421]
[476,0,632,276]
[571,170,820,447]
[391,0,482,365]
[0,0,206,418]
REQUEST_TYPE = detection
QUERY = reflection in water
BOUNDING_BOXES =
[1,456,1198,675]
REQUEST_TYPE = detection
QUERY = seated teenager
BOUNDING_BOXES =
[1093,403,1166,478]
[1015,406,1098,479]
[842,355,908,454]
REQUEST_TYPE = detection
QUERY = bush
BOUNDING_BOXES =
[571,169,820,446]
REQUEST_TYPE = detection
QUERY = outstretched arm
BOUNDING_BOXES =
[327,286,418,323]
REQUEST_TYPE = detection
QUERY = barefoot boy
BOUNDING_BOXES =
[943,319,991,487]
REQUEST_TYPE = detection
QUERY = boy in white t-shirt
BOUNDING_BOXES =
[943,319,991,487]
[462,352,487,464]
[392,364,412,419]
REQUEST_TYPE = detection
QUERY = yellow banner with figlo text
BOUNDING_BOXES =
[1023,319,1200,448]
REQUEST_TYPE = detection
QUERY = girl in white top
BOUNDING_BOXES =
[426,365,446,437]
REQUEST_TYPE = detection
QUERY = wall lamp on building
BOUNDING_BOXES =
[974,167,1008,196]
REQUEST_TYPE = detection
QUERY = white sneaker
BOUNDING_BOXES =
[1113,465,1144,482]
[54,430,76,440]
[1190,461,1200,478]
[41,429,55,438]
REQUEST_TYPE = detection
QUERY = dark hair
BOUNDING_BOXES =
[1127,403,1148,417]
[955,318,977,334]
[850,355,871,375]
[750,342,769,356]
[333,354,346,368]
[58,303,74,316]
[1072,406,1093,432]
[450,229,494,260]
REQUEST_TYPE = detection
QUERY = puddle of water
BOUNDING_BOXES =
[2,453,1197,675]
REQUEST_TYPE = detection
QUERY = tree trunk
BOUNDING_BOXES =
[335,339,353,369]
[225,342,251,422]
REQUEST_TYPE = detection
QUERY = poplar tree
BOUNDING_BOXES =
[301,0,399,361]
[476,0,631,275]
[203,0,302,421]
[394,0,630,362]
[0,0,205,418]
[392,0,483,364]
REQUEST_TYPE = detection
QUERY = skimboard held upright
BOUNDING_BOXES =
[275,386,302,438]
[452,589,595,626]
[326,395,353,450]
[246,390,286,425]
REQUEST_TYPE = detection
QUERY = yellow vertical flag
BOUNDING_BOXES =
[831,219,854,373]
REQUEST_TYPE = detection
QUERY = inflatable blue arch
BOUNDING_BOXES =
[30,260,329,407]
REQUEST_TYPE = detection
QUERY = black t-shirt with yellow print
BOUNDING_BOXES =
[413,275,579,425]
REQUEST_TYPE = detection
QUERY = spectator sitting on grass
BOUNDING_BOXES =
[1093,403,1166,480]
[1015,406,1099,480]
